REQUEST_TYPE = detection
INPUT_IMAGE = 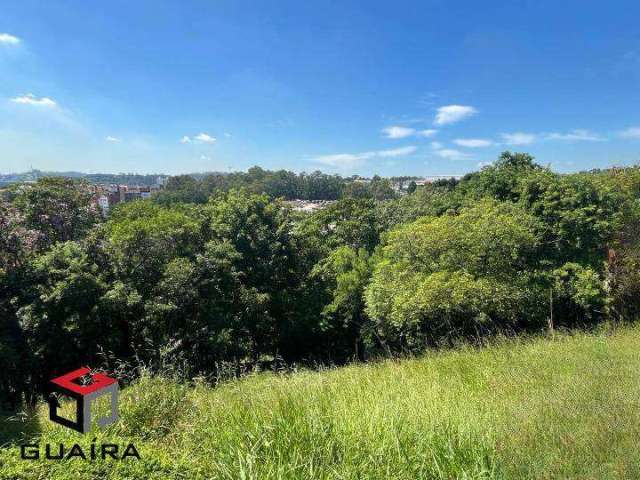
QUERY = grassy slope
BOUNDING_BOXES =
[2,327,640,479]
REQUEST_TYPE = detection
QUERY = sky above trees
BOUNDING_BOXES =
[1,0,640,176]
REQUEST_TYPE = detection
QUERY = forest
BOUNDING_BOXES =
[1,152,639,408]
[153,167,401,203]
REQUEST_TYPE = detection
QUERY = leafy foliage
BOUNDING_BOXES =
[1,155,640,408]
[154,167,348,204]
[366,200,544,349]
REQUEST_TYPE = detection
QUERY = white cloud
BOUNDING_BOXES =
[501,132,537,145]
[382,126,438,140]
[501,130,605,145]
[0,33,20,45]
[453,138,493,148]
[417,129,438,138]
[224,132,232,138]
[434,105,477,125]
[477,161,494,168]
[434,148,471,160]
[430,140,470,160]
[10,93,57,107]
[194,133,216,143]
[200,155,212,161]
[377,146,417,157]
[546,129,605,142]
[382,125,415,139]
[313,145,417,168]
[180,132,217,144]
[618,127,640,139]
[105,136,121,143]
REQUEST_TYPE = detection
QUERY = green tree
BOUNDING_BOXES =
[458,151,543,202]
[519,172,625,266]
[343,177,397,201]
[295,198,381,256]
[0,200,47,405]
[311,247,372,360]
[104,201,202,297]
[550,263,608,325]
[607,200,640,322]
[365,200,544,351]
[11,177,100,248]
[155,174,208,205]
[17,242,107,398]
[205,190,310,360]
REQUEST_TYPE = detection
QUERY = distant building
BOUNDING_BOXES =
[414,175,462,186]
[97,194,110,216]
[283,199,335,213]
[92,183,159,216]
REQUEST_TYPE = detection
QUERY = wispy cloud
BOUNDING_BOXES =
[10,93,57,107]
[382,125,415,139]
[618,127,640,139]
[195,133,216,143]
[453,138,493,148]
[0,33,20,45]
[8,93,85,133]
[181,133,216,144]
[377,146,417,157]
[105,136,121,143]
[434,105,477,125]
[501,132,537,145]
[546,129,605,142]
[313,146,417,168]
[417,129,438,138]
[382,125,438,140]
[430,141,472,160]
[434,148,472,160]
[501,130,606,144]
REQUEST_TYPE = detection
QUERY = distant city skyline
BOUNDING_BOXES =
[1,1,640,176]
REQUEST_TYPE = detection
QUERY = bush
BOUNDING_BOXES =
[365,200,545,350]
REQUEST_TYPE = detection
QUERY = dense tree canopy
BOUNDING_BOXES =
[366,200,544,349]
[154,168,351,205]
[1,154,639,408]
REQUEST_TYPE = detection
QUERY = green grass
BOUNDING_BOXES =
[2,327,640,479]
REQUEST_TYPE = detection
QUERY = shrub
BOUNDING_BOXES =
[365,200,545,350]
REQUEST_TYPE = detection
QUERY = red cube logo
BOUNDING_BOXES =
[48,367,119,433]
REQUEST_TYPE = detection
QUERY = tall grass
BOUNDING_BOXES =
[2,327,640,479]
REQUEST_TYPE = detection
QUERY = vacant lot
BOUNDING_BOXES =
[2,327,640,479]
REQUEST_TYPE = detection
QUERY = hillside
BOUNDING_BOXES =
[2,327,640,479]
[0,170,171,187]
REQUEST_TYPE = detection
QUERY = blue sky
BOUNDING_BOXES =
[1,0,640,176]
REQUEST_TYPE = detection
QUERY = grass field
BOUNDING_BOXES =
[2,327,640,479]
